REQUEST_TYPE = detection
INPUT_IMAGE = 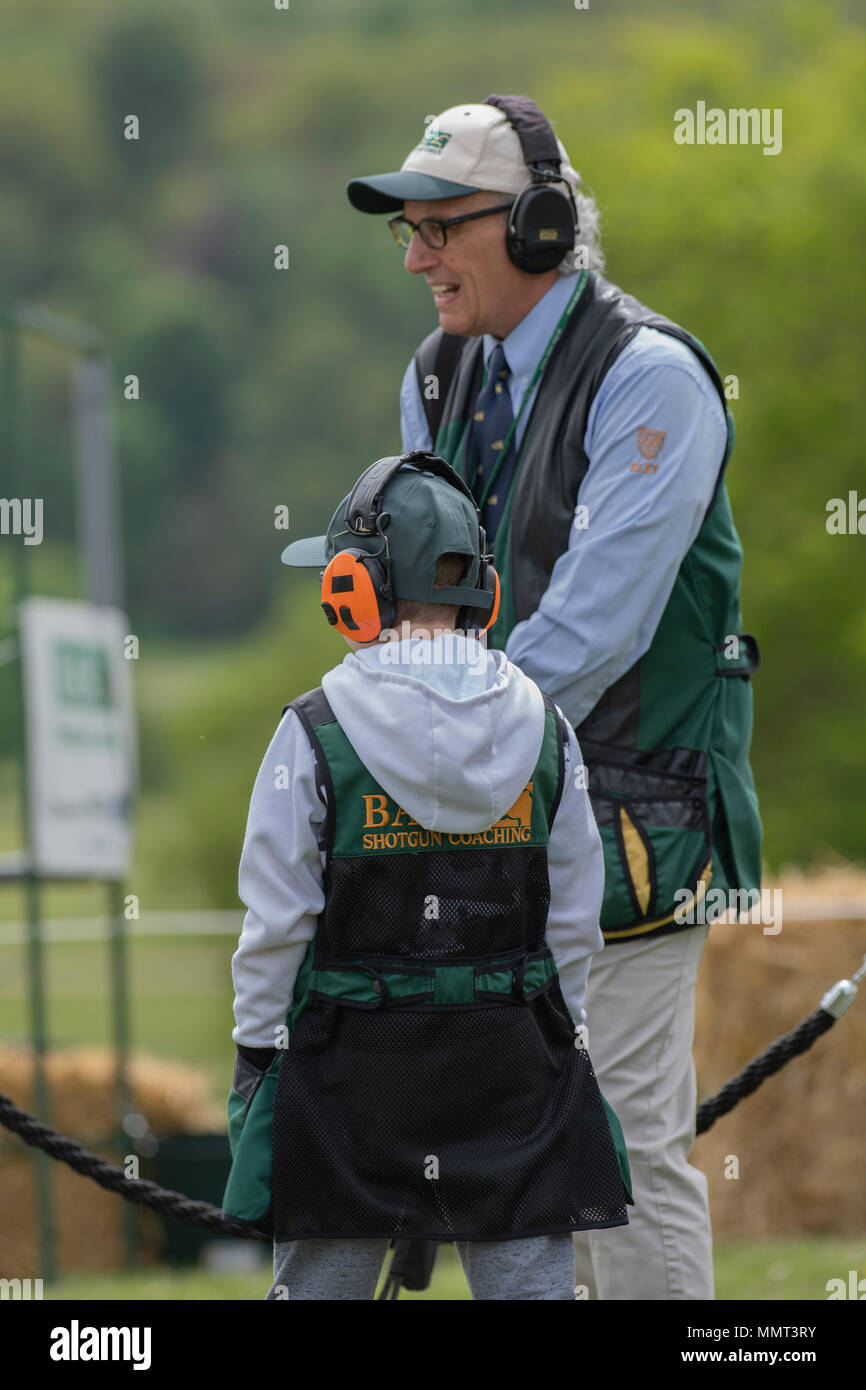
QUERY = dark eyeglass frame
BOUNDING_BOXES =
[387,201,514,250]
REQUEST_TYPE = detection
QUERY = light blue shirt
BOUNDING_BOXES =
[399,273,728,728]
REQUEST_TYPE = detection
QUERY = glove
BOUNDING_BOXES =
[235,1042,278,1071]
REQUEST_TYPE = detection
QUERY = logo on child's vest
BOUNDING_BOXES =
[361,783,535,851]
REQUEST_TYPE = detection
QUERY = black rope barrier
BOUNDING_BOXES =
[0,1004,843,1252]
[0,1094,268,1242]
[0,953,862,1295]
[695,1007,836,1135]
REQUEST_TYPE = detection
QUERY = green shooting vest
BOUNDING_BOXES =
[414,270,762,943]
[222,685,632,1240]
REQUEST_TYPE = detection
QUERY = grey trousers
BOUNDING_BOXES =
[267,1233,576,1300]
[573,925,713,1299]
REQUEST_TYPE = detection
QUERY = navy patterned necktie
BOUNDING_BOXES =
[465,342,515,546]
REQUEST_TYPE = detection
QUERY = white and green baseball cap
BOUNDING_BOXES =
[347,101,579,213]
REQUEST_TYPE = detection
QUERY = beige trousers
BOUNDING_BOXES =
[573,924,714,1300]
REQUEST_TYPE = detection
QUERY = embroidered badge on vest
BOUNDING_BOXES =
[361,782,535,852]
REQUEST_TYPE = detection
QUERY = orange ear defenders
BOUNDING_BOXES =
[320,531,395,644]
[320,451,500,641]
[474,561,500,635]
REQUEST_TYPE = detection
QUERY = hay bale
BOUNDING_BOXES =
[692,870,866,1239]
[0,1045,225,1277]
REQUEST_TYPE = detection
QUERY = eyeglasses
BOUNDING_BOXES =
[387,201,514,251]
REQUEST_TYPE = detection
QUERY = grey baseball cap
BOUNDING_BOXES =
[281,461,491,609]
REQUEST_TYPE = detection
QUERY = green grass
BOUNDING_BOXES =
[43,1238,866,1301]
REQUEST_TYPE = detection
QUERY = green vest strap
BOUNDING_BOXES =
[308,947,558,1008]
[310,963,433,1005]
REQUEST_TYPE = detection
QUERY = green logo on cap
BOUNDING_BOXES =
[417,128,452,155]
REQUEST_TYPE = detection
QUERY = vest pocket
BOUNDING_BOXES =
[227,1052,268,1156]
[583,746,712,938]
[222,1053,281,1225]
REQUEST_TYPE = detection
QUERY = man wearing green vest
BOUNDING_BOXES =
[346,95,762,1299]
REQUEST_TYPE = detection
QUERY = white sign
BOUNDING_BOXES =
[19,598,136,877]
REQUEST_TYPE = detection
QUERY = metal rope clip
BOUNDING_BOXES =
[819,952,866,1019]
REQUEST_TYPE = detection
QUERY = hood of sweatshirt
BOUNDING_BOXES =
[320,634,546,833]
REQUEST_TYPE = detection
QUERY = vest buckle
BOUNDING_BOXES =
[715,632,760,678]
[511,956,528,997]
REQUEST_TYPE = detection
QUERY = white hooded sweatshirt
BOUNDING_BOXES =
[231,635,605,1048]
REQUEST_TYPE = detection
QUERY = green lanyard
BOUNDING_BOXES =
[474,269,589,511]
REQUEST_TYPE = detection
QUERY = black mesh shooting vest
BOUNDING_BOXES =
[228,684,632,1243]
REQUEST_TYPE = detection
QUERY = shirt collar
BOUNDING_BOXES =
[482,272,580,386]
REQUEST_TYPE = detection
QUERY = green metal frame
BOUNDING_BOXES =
[0,303,135,1279]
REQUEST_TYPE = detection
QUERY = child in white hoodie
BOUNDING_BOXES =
[222,452,631,1300]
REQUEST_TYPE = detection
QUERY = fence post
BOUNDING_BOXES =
[2,306,56,1282]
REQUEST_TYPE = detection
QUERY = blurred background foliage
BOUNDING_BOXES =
[1,0,865,906]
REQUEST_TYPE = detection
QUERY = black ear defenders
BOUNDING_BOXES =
[321,451,500,640]
[484,94,579,274]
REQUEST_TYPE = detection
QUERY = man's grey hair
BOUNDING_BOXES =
[564,185,605,274]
